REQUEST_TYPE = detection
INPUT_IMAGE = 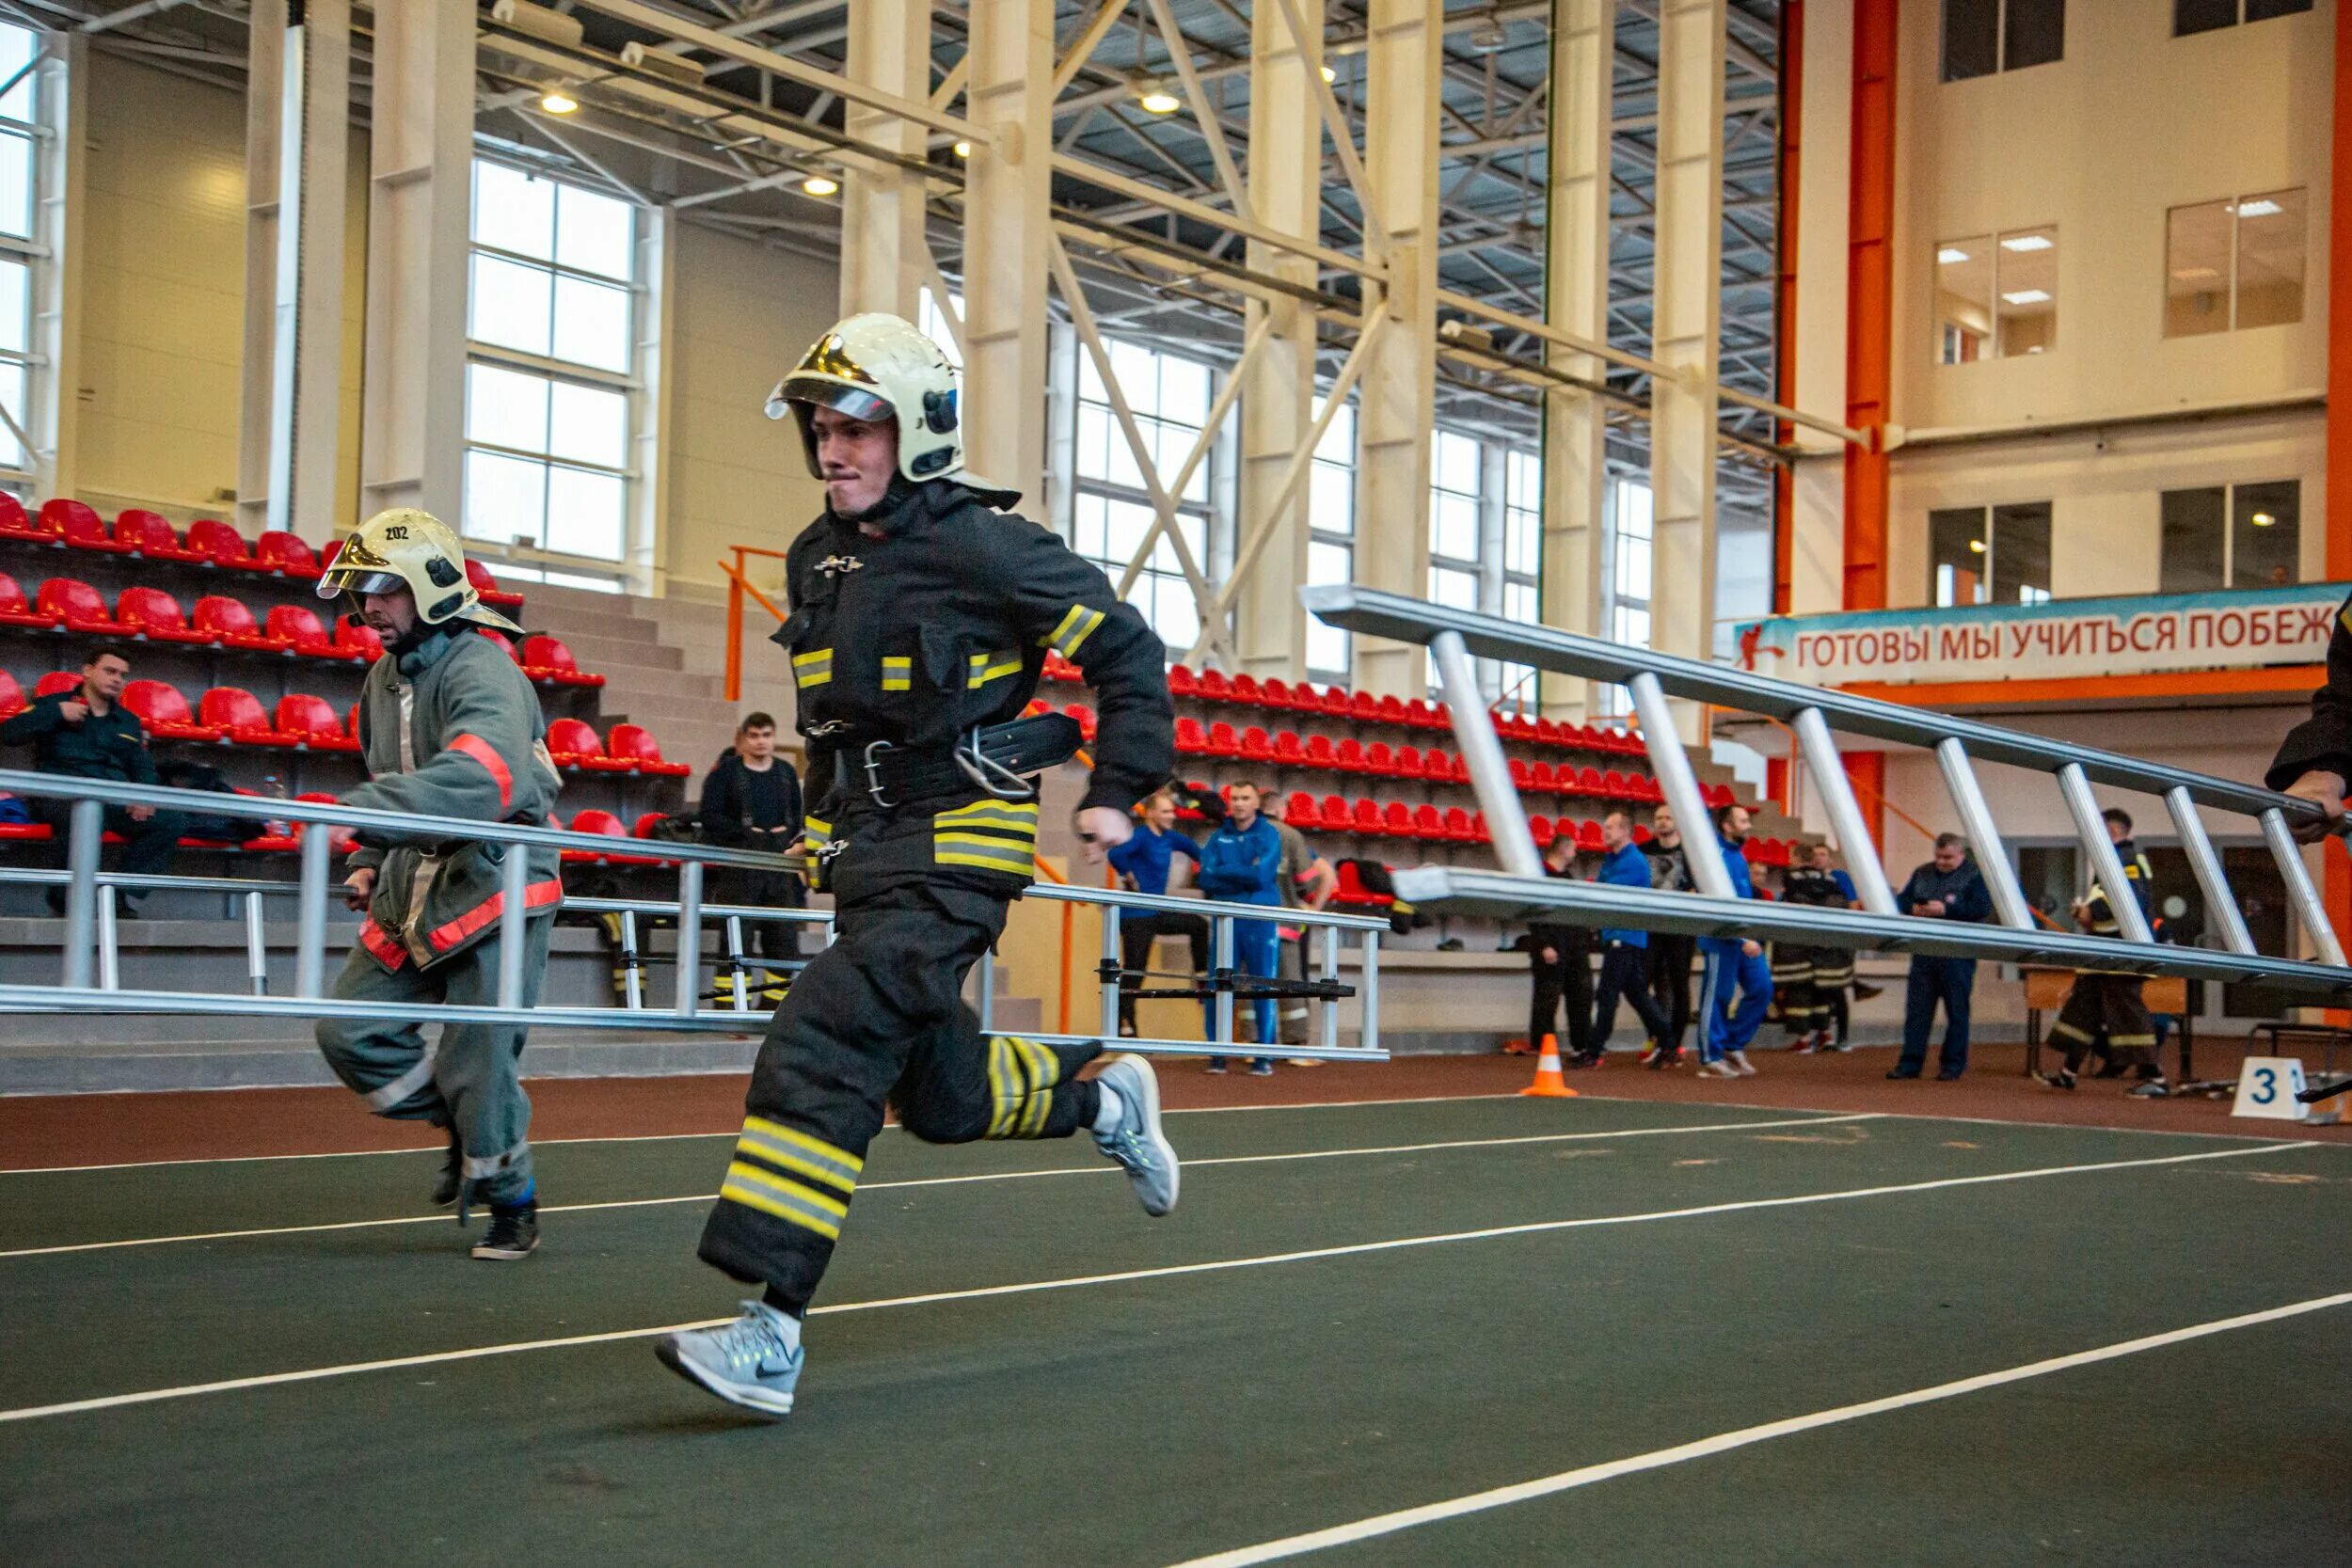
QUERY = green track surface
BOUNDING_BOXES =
[3,1098,2345,1567]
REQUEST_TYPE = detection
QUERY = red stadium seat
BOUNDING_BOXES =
[33,671,78,698]
[1205,721,1240,759]
[1304,734,1337,771]
[1529,760,1559,795]
[254,530,321,578]
[1413,802,1444,842]
[1577,818,1605,851]
[1330,862,1391,909]
[1041,650,1079,684]
[1508,758,1533,792]
[1376,695,1407,728]
[1365,741,1398,778]
[1319,685,1353,720]
[1282,791,1321,830]
[1350,690,1381,723]
[1062,703,1097,742]
[1420,748,1452,782]
[467,558,525,608]
[1173,717,1209,756]
[122,679,221,742]
[1165,664,1199,700]
[264,604,348,659]
[1706,783,1735,809]
[1333,737,1367,774]
[0,571,56,628]
[1528,813,1554,847]
[1350,798,1384,836]
[189,595,281,652]
[115,509,203,562]
[609,723,692,777]
[520,634,603,687]
[1628,772,1661,804]
[1272,729,1305,767]
[1442,806,1475,844]
[1239,725,1275,763]
[1470,811,1492,845]
[117,588,213,645]
[38,578,118,633]
[45,499,128,553]
[1449,752,1471,784]
[1405,698,1445,731]
[1196,669,1232,704]
[0,667,20,717]
[1394,744,1424,779]
[1574,766,1606,799]
[200,686,295,747]
[276,693,360,752]
[545,718,607,770]
[1320,793,1350,831]
[183,518,258,570]
[0,491,38,541]
[563,808,630,864]
[1382,800,1414,837]
[1230,673,1263,707]
[1632,822,1653,845]
[1260,677,1297,712]
[1601,769,1629,801]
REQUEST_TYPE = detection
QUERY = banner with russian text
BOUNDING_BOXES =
[1731,583,2348,689]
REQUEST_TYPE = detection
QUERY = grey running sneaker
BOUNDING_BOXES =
[2127,1080,2170,1099]
[655,1302,803,1418]
[1092,1053,1180,1216]
[470,1201,538,1260]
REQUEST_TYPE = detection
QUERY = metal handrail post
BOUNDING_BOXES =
[2058,763,2154,944]
[61,797,101,990]
[1628,671,1736,900]
[98,885,119,991]
[1359,927,1379,1053]
[1934,738,2036,932]
[675,860,704,1017]
[1432,629,1543,879]
[1213,913,1234,1046]
[2262,807,2349,968]
[294,822,331,998]
[725,916,749,1012]
[1318,925,1341,1051]
[619,911,644,1009]
[1099,902,1122,1037]
[1791,705,1897,914]
[496,847,531,1010]
[245,891,270,995]
[2167,785,2255,958]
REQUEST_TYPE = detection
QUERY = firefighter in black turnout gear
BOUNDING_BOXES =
[658,312,1180,1419]
[1772,848,1847,1051]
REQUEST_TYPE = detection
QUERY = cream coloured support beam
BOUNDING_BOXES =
[961,0,1054,499]
[28,37,84,499]
[1236,0,1322,684]
[1349,0,1441,699]
[358,0,471,523]
[1537,0,1612,723]
[840,0,930,320]
[1644,0,1726,733]
[240,0,349,545]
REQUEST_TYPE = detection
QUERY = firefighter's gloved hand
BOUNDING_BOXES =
[2281,769,2347,843]
[1073,806,1133,865]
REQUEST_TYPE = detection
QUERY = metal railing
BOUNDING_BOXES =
[1300,586,2352,1003]
[0,768,1389,1056]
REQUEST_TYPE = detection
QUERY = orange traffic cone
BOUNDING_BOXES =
[1519,1033,1578,1098]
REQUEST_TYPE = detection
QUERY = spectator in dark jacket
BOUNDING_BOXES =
[0,645,185,914]
[698,712,805,958]
[1889,832,1993,1081]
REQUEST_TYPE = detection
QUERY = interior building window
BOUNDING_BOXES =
[1935,227,2058,363]
[1591,477,1655,719]
[1425,429,1485,693]
[1499,449,1543,711]
[1943,0,2066,83]
[2159,481,2301,592]
[918,286,963,370]
[1073,338,1214,656]
[2165,190,2306,337]
[1929,502,2054,606]
[0,21,39,484]
[1304,398,1356,681]
[2175,0,2311,39]
[463,160,639,565]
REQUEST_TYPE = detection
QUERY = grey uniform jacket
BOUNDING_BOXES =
[343,626,564,973]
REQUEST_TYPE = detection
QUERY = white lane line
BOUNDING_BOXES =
[0,1093,1527,1176]
[0,1115,1881,1259]
[1168,1288,2352,1567]
[1583,1090,2352,1147]
[0,1138,2307,1426]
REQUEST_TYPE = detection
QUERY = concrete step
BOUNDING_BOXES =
[559,632,687,675]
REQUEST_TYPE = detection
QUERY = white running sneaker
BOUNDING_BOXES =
[655,1302,803,1418]
[1699,1059,1741,1079]
[1729,1051,1758,1077]
[1092,1053,1180,1216]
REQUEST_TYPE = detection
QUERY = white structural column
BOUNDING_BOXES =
[358,0,472,524]
[1538,0,1614,721]
[1236,0,1323,682]
[28,35,85,499]
[1645,0,1727,734]
[961,0,1054,499]
[241,0,350,544]
[1350,0,1441,699]
[840,0,931,321]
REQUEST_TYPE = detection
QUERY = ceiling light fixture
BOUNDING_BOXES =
[2170,266,2221,282]
[803,173,839,197]
[2001,289,2051,305]
[2252,512,2277,527]
[1968,539,1988,553]
[2000,233,2054,252]
[1320,63,1337,83]
[1936,246,1971,264]
[1136,78,1182,115]
[952,140,972,159]
[539,86,579,115]
[2237,198,2283,217]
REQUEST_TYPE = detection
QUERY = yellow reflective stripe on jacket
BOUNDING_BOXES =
[882,656,913,692]
[738,1116,862,1195]
[719,1161,849,1240]
[936,834,1035,874]
[1040,603,1105,658]
[967,649,1024,689]
[934,800,1039,833]
[791,647,834,688]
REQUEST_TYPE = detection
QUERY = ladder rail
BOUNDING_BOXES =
[2164,785,2256,958]
[1934,738,2036,932]
[1791,705,1898,915]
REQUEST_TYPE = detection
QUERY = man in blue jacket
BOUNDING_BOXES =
[1196,780,1283,1075]
[1584,810,1676,1064]
[1696,802,1772,1079]
[1106,788,1209,1037]
[1889,832,1993,1080]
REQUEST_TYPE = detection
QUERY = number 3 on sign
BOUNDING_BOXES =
[2231,1056,2310,1121]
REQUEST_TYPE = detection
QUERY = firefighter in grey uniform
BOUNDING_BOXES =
[657,312,1181,1418]
[311,509,564,1261]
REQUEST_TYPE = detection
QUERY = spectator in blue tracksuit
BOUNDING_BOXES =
[1105,789,1209,1037]
[1586,810,1677,1061]
[1889,832,1993,1081]
[1197,780,1284,1076]
[1696,802,1772,1079]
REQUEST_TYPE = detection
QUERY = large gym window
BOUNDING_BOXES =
[0,22,41,487]
[2164,190,2305,338]
[1304,397,1356,682]
[1929,502,2054,606]
[2175,0,2311,39]
[1935,227,2058,364]
[2158,481,2300,592]
[1943,0,2065,83]
[1596,477,1655,719]
[1499,449,1542,712]
[1073,338,1215,656]
[462,160,640,569]
[1425,429,1485,695]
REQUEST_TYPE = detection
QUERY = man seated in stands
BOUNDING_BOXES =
[0,644,186,915]
[699,711,806,961]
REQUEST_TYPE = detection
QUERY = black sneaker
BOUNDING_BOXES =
[472,1201,539,1260]
[431,1129,462,1210]
[2036,1069,2077,1092]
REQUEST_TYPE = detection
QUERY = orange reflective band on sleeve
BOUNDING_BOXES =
[425,878,563,954]
[447,733,514,812]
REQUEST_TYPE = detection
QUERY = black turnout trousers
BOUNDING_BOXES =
[697,800,1105,1314]
[1529,929,1594,1056]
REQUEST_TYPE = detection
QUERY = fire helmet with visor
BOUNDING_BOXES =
[316,508,525,636]
[765,311,962,484]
